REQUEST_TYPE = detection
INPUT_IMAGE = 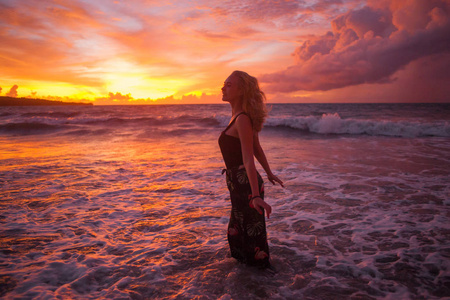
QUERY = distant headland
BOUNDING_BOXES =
[0,96,93,106]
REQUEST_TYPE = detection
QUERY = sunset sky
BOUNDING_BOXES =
[1,0,449,104]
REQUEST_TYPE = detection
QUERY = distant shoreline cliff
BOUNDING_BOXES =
[0,96,93,106]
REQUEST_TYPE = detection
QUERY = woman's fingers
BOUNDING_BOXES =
[252,198,272,219]
[274,176,284,187]
[269,175,284,187]
[253,201,263,215]
[263,202,272,219]
[276,177,285,187]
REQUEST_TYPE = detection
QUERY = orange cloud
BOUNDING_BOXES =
[94,92,132,104]
[6,85,19,97]
[92,91,219,105]
[1,0,336,95]
[0,1,108,87]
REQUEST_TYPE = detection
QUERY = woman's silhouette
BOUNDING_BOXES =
[218,70,284,268]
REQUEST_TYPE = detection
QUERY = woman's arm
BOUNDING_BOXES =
[253,133,284,187]
[236,115,272,218]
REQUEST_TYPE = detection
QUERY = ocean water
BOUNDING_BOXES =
[0,103,449,299]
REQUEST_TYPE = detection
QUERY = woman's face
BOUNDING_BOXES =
[221,74,241,104]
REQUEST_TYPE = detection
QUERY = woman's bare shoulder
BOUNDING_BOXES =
[235,113,251,125]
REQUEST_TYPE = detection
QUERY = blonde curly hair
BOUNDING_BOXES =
[231,70,268,132]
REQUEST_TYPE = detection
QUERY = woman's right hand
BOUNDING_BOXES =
[251,197,272,219]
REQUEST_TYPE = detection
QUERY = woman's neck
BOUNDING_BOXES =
[231,102,243,116]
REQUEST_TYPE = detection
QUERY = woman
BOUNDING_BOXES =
[218,70,284,268]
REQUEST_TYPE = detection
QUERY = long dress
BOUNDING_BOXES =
[218,112,270,268]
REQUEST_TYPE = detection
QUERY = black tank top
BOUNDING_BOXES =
[218,112,249,169]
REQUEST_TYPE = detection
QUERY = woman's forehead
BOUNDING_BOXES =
[224,74,238,84]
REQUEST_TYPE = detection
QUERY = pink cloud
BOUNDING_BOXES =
[6,85,19,97]
[210,0,350,23]
[260,0,450,93]
[332,5,396,38]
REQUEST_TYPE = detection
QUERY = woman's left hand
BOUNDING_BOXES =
[251,197,272,219]
[268,173,284,187]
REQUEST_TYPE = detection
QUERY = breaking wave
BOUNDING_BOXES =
[265,113,450,138]
[1,105,448,138]
[0,114,222,136]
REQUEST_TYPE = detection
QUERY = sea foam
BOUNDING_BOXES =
[265,113,450,137]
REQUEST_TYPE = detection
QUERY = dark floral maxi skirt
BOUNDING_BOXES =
[224,167,270,268]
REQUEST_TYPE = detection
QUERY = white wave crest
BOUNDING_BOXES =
[266,113,450,137]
